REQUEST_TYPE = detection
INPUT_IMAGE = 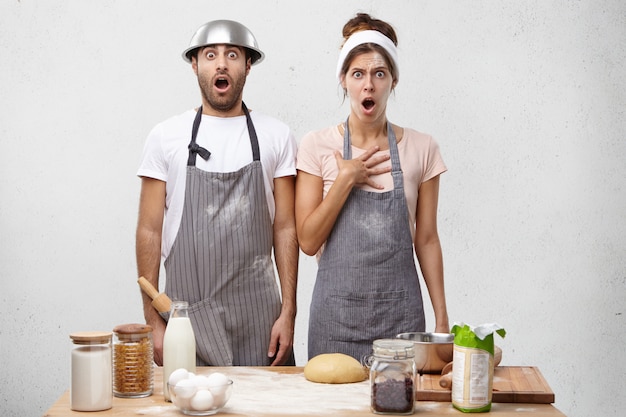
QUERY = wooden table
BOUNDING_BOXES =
[43,367,566,417]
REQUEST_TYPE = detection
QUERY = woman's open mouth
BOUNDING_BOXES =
[362,98,376,111]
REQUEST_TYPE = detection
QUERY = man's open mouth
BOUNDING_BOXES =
[215,77,230,90]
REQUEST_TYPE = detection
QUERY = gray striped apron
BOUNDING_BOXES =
[164,103,282,366]
[308,118,425,361]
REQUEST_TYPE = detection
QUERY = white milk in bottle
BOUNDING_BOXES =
[162,300,196,401]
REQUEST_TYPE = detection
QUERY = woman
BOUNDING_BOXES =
[296,13,449,361]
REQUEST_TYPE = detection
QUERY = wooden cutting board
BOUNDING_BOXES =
[416,366,555,404]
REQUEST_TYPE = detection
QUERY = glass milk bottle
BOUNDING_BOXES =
[69,331,112,411]
[162,300,196,401]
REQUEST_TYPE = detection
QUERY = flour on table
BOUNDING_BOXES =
[225,368,370,415]
[135,405,178,415]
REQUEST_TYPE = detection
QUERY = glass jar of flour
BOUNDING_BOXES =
[69,331,112,411]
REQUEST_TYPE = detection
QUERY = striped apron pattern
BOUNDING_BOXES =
[164,103,281,366]
[308,118,425,362]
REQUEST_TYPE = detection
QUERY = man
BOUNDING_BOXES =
[136,20,298,366]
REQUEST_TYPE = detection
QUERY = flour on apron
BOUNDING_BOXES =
[164,103,281,366]
[308,118,425,361]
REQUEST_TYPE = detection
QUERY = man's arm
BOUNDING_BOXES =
[136,177,167,365]
[268,175,298,365]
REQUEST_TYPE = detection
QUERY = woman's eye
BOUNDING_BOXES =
[353,71,362,78]
[376,71,385,78]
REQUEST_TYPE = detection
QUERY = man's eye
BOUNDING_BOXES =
[206,52,215,59]
[228,52,238,59]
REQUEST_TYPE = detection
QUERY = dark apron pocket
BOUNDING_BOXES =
[328,290,411,342]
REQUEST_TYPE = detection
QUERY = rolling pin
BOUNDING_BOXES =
[439,345,502,389]
[137,276,172,313]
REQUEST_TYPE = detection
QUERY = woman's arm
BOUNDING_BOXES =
[414,175,449,333]
[295,146,390,256]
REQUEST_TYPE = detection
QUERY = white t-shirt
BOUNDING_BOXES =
[137,108,297,260]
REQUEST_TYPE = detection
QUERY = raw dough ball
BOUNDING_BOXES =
[304,353,367,383]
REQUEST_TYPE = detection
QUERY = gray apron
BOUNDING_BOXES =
[308,118,425,361]
[164,103,282,366]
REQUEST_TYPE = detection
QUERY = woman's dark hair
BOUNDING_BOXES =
[339,13,399,84]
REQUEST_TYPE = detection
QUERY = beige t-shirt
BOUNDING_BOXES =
[296,124,446,242]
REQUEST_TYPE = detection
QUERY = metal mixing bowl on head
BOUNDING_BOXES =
[182,19,265,64]
[396,332,454,374]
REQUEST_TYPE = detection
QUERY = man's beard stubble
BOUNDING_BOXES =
[197,71,247,113]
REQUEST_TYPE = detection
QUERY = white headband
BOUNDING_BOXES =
[335,30,399,81]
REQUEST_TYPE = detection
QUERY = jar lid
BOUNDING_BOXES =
[113,323,153,335]
[70,331,112,345]
[373,338,415,359]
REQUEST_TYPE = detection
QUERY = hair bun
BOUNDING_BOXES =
[342,13,398,46]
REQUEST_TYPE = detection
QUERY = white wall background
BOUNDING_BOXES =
[1,1,624,416]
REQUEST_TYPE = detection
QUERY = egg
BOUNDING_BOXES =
[190,389,214,411]
[207,372,230,404]
[172,393,191,410]
[207,372,229,389]
[174,378,197,400]
[168,368,190,387]
[192,374,211,389]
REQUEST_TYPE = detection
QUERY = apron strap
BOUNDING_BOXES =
[242,102,261,162]
[187,106,211,166]
[343,117,403,190]
[187,102,260,167]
